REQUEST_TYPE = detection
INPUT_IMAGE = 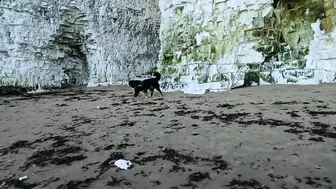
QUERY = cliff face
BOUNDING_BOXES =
[159,0,336,94]
[0,0,160,89]
[1,0,336,93]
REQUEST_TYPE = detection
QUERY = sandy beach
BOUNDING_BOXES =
[1,84,336,189]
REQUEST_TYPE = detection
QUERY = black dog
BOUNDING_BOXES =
[134,72,163,98]
[128,80,142,88]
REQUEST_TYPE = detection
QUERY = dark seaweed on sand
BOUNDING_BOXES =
[106,176,132,187]
[227,178,270,189]
[132,148,229,171]
[22,145,86,170]
[56,178,96,189]
[188,172,212,182]
[0,177,39,189]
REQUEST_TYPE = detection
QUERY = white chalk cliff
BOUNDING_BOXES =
[0,0,160,89]
[158,0,336,93]
[0,0,336,93]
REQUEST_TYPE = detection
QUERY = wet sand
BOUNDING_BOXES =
[1,84,336,189]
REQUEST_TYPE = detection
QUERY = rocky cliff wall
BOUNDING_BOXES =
[158,0,336,94]
[1,0,336,94]
[0,0,160,90]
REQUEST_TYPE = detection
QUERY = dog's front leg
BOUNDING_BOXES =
[155,86,164,97]
[150,87,154,97]
[134,87,141,98]
[144,90,148,98]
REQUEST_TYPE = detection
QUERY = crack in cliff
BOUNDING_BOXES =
[50,4,90,87]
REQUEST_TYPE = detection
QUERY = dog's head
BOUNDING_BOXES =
[153,72,161,80]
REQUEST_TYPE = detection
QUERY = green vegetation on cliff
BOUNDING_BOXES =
[159,0,336,89]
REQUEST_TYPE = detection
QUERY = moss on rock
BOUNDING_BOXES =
[158,0,335,91]
[260,72,276,84]
[244,71,260,86]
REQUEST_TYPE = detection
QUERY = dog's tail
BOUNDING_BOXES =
[153,72,161,81]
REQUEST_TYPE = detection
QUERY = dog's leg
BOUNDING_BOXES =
[154,85,163,97]
[144,89,148,98]
[134,86,141,98]
[150,87,155,97]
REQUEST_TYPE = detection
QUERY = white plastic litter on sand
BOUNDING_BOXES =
[19,176,28,181]
[114,159,132,170]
